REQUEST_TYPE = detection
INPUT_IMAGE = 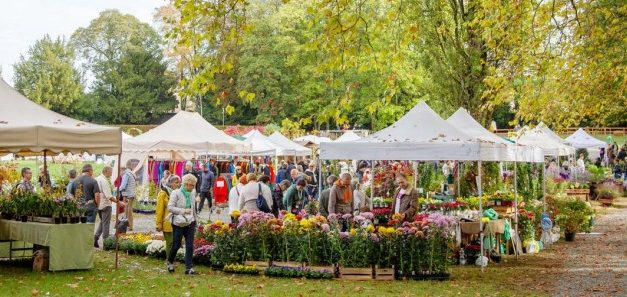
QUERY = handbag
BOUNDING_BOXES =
[256,184,272,213]
[167,212,194,227]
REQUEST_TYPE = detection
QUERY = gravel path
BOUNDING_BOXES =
[550,199,627,297]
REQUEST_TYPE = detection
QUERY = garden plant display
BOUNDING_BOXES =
[223,264,260,275]
[264,265,334,279]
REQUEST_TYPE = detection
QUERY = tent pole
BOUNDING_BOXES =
[457,162,461,197]
[370,160,374,210]
[43,149,48,189]
[542,160,546,212]
[514,160,519,260]
[115,154,121,270]
[477,160,484,271]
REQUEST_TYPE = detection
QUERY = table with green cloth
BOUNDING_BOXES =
[0,219,94,271]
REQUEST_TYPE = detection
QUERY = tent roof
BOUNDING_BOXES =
[122,132,133,139]
[320,102,507,161]
[565,128,606,149]
[447,108,544,162]
[514,126,576,156]
[293,135,331,145]
[334,130,362,142]
[0,79,121,155]
[268,131,310,156]
[537,122,569,145]
[242,129,279,156]
[123,111,250,158]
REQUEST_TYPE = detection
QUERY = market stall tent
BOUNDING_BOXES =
[0,79,121,155]
[447,108,544,162]
[537,122,570,145]
[565,128,606,149]
[334,130,362,142]
[320,102,510,161]
[268,131,311,157]
[513,126,576,156]
[293,135,332,145]
[243,129,281,156]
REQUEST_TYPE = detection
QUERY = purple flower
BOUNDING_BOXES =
[321,223,330,233]
[339,232,349,240]
[369,233,380,242]
[354,215,366,224]
[341,213,352,220]
[361,212,374,221]
[327,213,339,223]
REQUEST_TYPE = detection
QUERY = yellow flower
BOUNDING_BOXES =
[299,219,312,229]
[349,229,357,236]
[392,213,403,220]
[230,210,241,218]
[284,213,296,221]
[366,225,375,233]
[214,219,223,226]
[481,217,489,223]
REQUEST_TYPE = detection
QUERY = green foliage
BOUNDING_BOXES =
[13,35,83,115]
[71,10,175,124]
[555,199,593,233]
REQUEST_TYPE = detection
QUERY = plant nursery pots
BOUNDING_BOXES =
[61,217,68,224]
[54,217,61,224]
[70,217,79,224]
[565,231,576,242]
[20,215,28,222]
[80,216,87,223]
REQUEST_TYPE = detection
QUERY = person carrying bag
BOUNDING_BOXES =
[166,174,199,275]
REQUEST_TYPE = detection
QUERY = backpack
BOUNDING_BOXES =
[256,184,272,213]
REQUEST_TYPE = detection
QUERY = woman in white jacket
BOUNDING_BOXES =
[228,175,247,217]
[238,173,273,212]
[166,174,198,275]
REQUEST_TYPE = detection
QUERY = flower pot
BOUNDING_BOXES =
[61,217,68,224]
[1,213,12,220]
[54,217,61,224]
[20,215,28,222]
[70,217,79,224]
[80,216,87,223]
[565,231,576,242]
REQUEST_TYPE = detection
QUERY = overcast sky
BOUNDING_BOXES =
[0,0,166,84]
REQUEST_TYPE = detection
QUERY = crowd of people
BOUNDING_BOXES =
[150,157,419,275]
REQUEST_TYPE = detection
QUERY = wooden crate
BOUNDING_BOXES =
[272,261,303,268]
[244,260,271,270]
[565,189,589,201]
[373,265,394,280]
[307,265,335,273]
[491,206,514,215]
[338,267,373,280]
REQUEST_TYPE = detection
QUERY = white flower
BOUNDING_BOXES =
[146,240,166,255]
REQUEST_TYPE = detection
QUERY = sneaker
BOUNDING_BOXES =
[94,236,99,248]
[167,262,174,273]
[185,269,197,275]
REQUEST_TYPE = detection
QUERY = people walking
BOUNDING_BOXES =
[238,173,273,212]
[197,163,214,213]
[156,175,180,260]
[167,174,199,275]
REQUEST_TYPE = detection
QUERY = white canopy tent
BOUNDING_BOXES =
[537,122,570,145]
[122,111,250,181]
[268,131,311,157]
[294,135,332,145]
[0,79,121,155]
[242,129,281,156]
[447,108,544,162]
[565,128,606,149]
[320,102,510,161]
[334,130,362,142]
[122,132,133,139]
[514,126,576,157]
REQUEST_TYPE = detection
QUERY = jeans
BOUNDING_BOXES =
[85,209,97,223]
[95,206,112,240]
[168,221,196,271]
[198,191,212,212]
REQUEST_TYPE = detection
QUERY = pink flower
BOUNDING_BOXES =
[339,232,349,240]
[321,223,330,233]
[369,233,380,242]
[341,213,352,220]
[361,212,374,221]
[327,213,339,222]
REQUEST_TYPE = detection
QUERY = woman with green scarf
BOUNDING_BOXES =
[167,174,198,275]
[156,175,180,260]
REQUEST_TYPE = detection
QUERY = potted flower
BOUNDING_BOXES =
[555,199,593,241]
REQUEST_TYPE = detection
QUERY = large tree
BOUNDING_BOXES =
[13,35,83,115]
[71,10,177,124]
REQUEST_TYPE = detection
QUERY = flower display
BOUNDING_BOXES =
[223,264,260,275]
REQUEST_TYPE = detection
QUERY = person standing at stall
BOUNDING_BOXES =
[119,160,137,231]
[72,164,100,223]
[328,173,354,215]
[390,173,418,222]
[95,166,116,248]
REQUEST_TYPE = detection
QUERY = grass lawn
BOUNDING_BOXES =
[0,250,556,297]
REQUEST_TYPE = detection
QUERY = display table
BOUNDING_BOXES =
[0,219,94,271]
